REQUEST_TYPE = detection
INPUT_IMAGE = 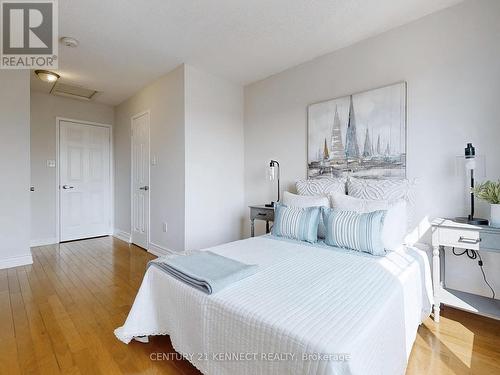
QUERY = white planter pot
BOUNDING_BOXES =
[491,204,500,227]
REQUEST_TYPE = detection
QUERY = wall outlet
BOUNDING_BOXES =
[163,222,168,233]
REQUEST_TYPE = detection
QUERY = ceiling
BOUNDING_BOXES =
[31,0,464,105]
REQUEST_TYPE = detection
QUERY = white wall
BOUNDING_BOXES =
[114,64,245,253]
[114,65,186,252]
[184,65,245,251]
[30,92,114,245]
[0,71,32,269]
[244,0,500,298]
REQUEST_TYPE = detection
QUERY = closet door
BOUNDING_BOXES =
[59,121,111,241]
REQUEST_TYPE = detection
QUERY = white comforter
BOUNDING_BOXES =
[115,236,433,375]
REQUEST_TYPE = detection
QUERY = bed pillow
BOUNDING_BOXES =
[296,177,346,196]
[330,193,388,212]
[282,191,329,238]
[282,191,329,208]
[330,193,407,251]
[322,207,387,256]
[272,203,321,243]
[347,177,414,238]
[347,177,414,203]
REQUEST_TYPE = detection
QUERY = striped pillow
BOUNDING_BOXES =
[322,207,387,256]
[272,204,321,243]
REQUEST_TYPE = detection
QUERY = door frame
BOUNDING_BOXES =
[130,110,151,249]
[55,117,114,243]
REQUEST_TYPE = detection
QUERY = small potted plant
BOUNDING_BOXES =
[474,180,500,227]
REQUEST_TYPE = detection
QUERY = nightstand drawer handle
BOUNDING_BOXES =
[257,213,267,216]
[458,236,481,244]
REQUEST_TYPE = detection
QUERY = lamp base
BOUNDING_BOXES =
[265,202,275,208]
[455,216,489,226]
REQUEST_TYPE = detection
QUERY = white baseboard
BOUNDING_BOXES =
[148,242,176,257]
[0,254,33,270]
[113,230,131,243]
[31,238,58,247]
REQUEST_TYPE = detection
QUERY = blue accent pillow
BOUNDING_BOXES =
[272,203,321,243]
[322,207,387,256]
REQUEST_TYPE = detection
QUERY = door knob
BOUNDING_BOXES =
[62,185,74,189]
[139,186,149,191]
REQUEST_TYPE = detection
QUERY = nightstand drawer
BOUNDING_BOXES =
[250,207,274,221]
[480,231,500,252]
[439,228,480,250]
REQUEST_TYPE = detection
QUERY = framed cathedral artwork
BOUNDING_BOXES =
[307,82,407,179]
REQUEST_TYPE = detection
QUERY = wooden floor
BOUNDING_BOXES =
[1,237,499,375]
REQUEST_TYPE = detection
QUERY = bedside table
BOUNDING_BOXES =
[249,205,275,237]
[431,218,500,322]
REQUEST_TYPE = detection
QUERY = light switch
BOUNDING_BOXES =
[47,160,56,168]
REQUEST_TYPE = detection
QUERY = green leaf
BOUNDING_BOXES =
[474,180,500,204]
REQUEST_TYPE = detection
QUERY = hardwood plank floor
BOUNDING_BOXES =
[2,237,499,374]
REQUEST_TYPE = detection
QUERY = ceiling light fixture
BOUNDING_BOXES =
[60,36,79,48]
[35,70,60,83]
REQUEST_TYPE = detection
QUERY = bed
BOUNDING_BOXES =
[115,235,433,375]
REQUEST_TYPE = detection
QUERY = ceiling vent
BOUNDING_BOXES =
[50,82,98,101]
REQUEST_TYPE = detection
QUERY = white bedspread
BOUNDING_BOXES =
[115,236,433,375]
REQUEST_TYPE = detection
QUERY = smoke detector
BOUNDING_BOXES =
[60,37,79,48]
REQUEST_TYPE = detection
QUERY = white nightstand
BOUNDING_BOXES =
[431,218,500,322]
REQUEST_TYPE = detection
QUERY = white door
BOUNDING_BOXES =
[131,112,150,249]
[59,121,111,241]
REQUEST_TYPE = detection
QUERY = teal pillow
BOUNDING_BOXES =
[272,204,321,243]
[322,207,387,256]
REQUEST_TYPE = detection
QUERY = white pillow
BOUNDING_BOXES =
[347,177,414,204]
[296,177,346,197]
[283,191,329,208]
[347,177,415,229]
[283,191,329,238]
[330,193,407,251]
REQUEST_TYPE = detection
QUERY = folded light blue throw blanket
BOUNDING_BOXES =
[148,251,258,295]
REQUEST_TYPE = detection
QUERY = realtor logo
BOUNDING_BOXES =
[1,0,58,68]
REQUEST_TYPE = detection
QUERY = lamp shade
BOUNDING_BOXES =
[265,160,280,207]
[464,143,476,170]
[465,158,476,171]
[268,165,277,181]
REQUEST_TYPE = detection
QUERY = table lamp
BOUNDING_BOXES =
[265,160,280,207]
[456,143,489,225]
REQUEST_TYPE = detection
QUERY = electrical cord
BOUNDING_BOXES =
[452,247,477,259]
[452,247,496,299]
